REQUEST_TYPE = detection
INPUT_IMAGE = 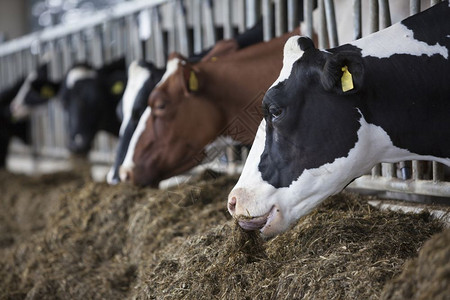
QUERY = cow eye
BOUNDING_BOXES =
[268,105,282,120]
[153,98,167,110]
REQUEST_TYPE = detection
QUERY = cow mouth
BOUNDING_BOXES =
[237,206,276,232]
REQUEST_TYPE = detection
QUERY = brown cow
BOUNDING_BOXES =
[120,29,300,187]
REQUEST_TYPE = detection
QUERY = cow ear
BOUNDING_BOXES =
[320,52,364,95]
[181,62,200,94]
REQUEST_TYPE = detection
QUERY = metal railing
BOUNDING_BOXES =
[1,0,449,199]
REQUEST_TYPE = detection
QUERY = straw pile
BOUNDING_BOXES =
[0,169,447,299]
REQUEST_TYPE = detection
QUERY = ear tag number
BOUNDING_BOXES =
[341,65,354,92]
[189,71,199,92]
[111,81,124,95]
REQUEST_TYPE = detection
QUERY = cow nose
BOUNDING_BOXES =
[119,166,133,183]
[228,196,237,213]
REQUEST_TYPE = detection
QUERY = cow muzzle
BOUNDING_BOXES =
[228,188,284,237]
[119,165,133,183]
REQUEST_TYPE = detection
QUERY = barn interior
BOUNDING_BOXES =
[0,0,449,299]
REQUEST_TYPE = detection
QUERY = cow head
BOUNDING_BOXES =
[59,65,99,154]
[10,63,59,120]
[228,36,371,237]
[60,59,126,155]
[120,55,226,187]
[107,60,165,185]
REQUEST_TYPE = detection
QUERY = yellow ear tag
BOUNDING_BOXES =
[211,56,218,62]
[111,81,124,95]
[40,85,55,98]
[189,71,198,92]
[341,65,354,92]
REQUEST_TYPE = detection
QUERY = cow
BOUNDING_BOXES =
[0,80,31,168]
[227,1,450,238]
[119,29,300,187]
[9,63,60,120]
[106,20,264,185]
[59,57,127,154]
[106,60,165,184]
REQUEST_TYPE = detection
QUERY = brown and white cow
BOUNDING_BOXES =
[119,30,302,187]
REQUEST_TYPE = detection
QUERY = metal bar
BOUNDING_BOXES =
[369,0,379,34]
[246,0,258,29]
[192,0,203,53]
[410,0,421,15]
[176,0,190,57]
[102,21,112,64]
[72,32,87,63]
[350,176,450,198]
[203,0,217,48]
[382,163,396,179]
[430,0,441,5]
[126,14,143,63]
[353,0,362,40]
[152,7,165,68]
[60,36,73,74]
[378,0,391,29]
[274,0,286,37]
[324,0,339,47]
[371,164,381,177]
[262,0,273,41]
[222,0,233,39]
[433,162,444,182]
[304,0,314,39]
[91,26,104,68]
[287,0,298,32]
[237,0,246,33]
[318,0,328,49]
[0,0,169,57]
[412,160,423,180]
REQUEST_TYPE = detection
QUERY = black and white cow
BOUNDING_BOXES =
[0,80,31,168]
[59,58,127,154]
[106,60,165,184]
[9,63,60,120]
[228,1,450,237]
[0,63,60,168]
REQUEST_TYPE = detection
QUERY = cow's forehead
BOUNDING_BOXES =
[269,36,305,89]
[157,58,181,87]
[66,67,96,89]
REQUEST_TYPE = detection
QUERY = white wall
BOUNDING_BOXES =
[0,0,28,41]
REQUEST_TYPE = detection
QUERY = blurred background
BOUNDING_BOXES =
[0,0,127,42]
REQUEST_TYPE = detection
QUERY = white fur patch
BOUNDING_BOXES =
[269,36,305,89]
[120,106,151,179]
[119,61,151,136]
[66,67,96,89]
[351,22,449,59]
[157,58,180,87]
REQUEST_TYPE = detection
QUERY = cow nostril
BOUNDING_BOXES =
[228,196,237,213]
[119,167,132,183]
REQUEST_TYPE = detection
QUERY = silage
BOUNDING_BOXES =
[0,169,447,300]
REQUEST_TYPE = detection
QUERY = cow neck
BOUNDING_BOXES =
[199,30,297,145]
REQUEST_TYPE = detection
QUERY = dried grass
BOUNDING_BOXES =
[0,169,446,300]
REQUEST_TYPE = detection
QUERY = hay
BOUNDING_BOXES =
[133,192,443,300]
[381,228,450,300]
[0,169,446,299]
